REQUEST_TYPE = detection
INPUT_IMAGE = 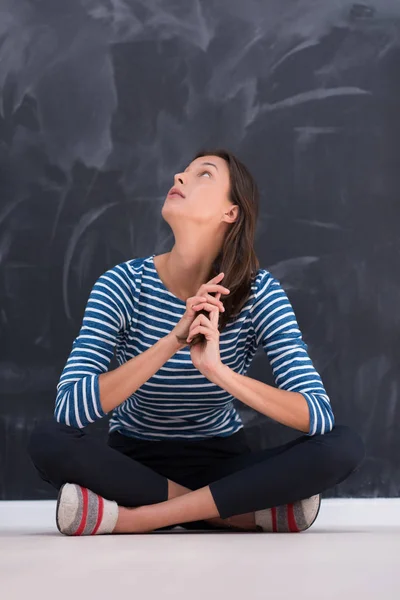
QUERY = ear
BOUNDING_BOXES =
[224,204,239,224]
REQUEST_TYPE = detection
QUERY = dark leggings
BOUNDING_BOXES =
[28,420,365,529]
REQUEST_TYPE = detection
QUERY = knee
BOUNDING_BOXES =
[325,425,366,475]
[27,419,73,471]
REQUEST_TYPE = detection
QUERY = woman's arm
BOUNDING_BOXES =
[98,332,181,413]
[250,271,335,436]
[55,263,181,428]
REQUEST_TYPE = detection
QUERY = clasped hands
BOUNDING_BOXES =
[187,291,224,378]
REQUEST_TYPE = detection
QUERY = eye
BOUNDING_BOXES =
[199,170,212,178]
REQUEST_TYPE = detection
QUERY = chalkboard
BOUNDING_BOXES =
[1,0,399,500]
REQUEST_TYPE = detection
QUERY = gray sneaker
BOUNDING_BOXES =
[255,494,321,532]
[56,483,119,536]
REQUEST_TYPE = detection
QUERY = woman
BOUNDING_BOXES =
[28,148,365,535]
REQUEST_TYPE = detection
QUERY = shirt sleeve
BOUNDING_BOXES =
[54,263,134,428]
[251,271,335,436]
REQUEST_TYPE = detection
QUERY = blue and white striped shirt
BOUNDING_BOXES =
[55,254,334,440]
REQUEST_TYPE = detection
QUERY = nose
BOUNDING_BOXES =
[174,172,185,185]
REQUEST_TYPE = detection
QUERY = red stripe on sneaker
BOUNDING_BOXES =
[271,506,277,532]
[287,503,300,533]
[92,495,104,535]
[75,487,89,536]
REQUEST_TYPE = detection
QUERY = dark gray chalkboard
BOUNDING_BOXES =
[1,0,399,499]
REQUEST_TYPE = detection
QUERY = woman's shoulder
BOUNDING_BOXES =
[247,268,291,318]
[91,256,151,307]
[251,267,276,295]
[90,256,153,325]
[102,254,151,283]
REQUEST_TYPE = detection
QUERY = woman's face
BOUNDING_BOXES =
[162,155,233,225]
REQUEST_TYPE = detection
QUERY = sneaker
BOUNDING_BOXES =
[56,483,119,536]
[255,494,321,533]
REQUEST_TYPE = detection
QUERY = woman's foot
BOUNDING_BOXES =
[56,483,320,535]
[56,483,119,536]
[255,494,321,533]
[207,512,258,531]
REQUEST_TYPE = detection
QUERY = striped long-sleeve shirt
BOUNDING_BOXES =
[55,254,334,440]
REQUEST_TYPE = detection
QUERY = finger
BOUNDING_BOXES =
[211,294,220,325]
[202,305,218,324]
[188,324,215,342]
[193,301,224,314]
[189,295,208,309]
[208,272,224,283]
[187,325,213,342]
[190,309,218,332]
[190,312,211,326]
[189,312,215,333]
[211,303,219,327]
[201,284,230,295]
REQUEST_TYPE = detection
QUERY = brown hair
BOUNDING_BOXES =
[183,148,260,348]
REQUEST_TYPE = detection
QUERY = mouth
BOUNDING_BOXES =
[168,187,185,198]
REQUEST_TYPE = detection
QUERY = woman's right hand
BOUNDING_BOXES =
[171,272,230,348]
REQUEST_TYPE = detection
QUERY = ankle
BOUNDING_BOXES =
[113,505,155,534]
[113,506,140,533]
[207,513,258,531]
[168,480,191,499]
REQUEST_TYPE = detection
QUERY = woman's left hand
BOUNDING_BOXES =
[186,292,223,377]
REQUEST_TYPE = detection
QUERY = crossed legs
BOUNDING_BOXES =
[28,421,365,534]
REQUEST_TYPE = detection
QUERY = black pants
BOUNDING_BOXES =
[28,420,365,530]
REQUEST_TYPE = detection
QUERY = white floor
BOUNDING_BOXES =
[0,499,399,600]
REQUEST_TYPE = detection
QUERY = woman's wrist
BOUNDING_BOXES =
[166,332,185,352]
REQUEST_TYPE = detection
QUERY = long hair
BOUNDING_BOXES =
[181,148,260,348]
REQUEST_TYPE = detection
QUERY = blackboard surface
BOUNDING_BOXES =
[1,1,399,499]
